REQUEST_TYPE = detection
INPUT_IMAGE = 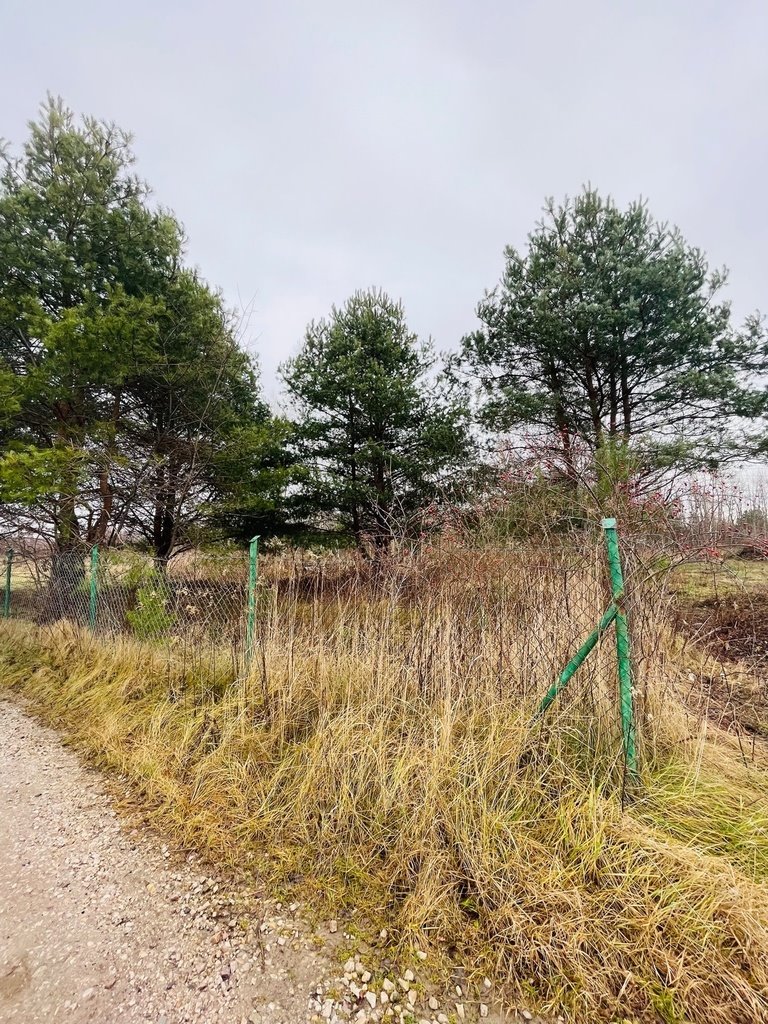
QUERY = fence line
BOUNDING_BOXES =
[0,523,655,789]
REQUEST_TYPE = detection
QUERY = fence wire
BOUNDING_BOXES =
[3,546,248,640]
[0,527,652,778]
[7,518,764,787]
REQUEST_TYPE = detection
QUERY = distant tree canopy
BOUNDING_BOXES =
[2,102,767,556]
[281,289,473,548]
[0,97,292,557]
[460,189,766,484]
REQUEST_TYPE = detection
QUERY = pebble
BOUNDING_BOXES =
[2,702,518,1024]
[0,704,337,1024]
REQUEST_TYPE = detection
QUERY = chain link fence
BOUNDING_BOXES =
[3,544,249,638]
[3,512,767,789]
[0,523,654,780]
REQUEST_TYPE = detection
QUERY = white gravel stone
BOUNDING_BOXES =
[0,701,334,1024]
[0,700,502,1024]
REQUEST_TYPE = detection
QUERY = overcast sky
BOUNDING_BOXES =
[3,0,767,404]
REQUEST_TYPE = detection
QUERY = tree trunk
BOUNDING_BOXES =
[546,361,578,488]
[347,397,363,548]
[584,362,604,448]
[619,345,632,441]
[90,469,114,544]
[608,369,619,437]
[45,496,86,623]
[152,460,177,568]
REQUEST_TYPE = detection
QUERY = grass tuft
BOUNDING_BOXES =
[2,549,768,1023]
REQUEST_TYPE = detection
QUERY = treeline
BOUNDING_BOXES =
[1,98,766,556]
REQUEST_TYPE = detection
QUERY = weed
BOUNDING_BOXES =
[1,548,767,1023]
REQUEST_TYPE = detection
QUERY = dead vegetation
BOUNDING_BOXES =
[1,545,768,1023]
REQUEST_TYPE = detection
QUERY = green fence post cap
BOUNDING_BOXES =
[601,517,617,529]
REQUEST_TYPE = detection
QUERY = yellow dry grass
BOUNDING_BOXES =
[1,547,767,1024]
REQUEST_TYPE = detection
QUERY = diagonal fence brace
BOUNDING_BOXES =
[532,517,638,783]
[534,601,619,720]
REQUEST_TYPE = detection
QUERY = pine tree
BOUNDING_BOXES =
[282,289,471,548]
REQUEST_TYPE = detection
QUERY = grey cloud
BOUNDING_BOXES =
[2,0,766,404]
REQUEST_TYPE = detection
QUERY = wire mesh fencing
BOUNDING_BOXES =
[1,544,253,670]
[1,522,663,791]
[11,512,765,792]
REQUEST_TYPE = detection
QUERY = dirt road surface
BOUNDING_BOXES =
[0,700,330,1024]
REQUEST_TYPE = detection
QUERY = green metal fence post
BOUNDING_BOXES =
[89,544,99,630]
[601,517,638,781]
[245,535,260,665]
[3,549,12,619]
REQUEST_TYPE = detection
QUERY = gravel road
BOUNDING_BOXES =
[0,698,527,1024]
[0,699,332,1024]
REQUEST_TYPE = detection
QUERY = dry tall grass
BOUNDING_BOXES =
[2,543,767,1023]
